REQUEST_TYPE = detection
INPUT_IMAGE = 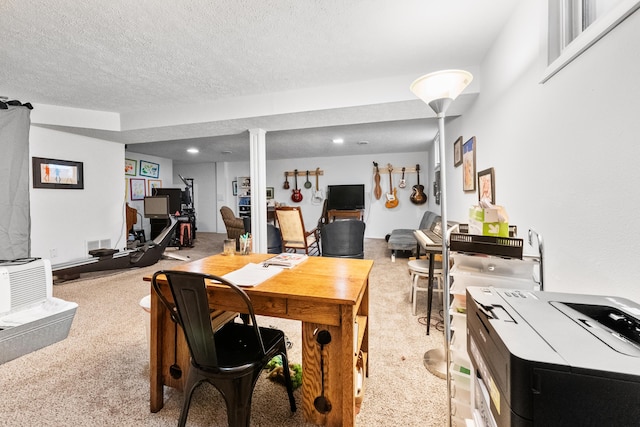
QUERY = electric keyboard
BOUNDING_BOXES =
[414,229,442,247]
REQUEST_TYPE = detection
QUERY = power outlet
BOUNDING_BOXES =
[49,248,58,258]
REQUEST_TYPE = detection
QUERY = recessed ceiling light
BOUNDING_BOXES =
[332,138,344,144]
[357,140,369,145]
[221,150,232,154]
[187,148,199,154]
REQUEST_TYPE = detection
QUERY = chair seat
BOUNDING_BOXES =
[211,322,285,370]
[408,259,443,317]
[408,258,442,273]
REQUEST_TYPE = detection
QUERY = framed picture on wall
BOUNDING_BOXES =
[32,157,84,189]
[478,167,495,204]
[148,179,162,195]
[139,160,159,178]
[266,187,274,199]
[453,136,463,167]
[232,180,238,196]
[462,136,476,192]
[124,158,137,176]
[129,178,146,200]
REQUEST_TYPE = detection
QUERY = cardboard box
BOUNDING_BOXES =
[469,206,507,223]
[468,218,509,237]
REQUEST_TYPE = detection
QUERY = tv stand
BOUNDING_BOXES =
[328,209,363,222]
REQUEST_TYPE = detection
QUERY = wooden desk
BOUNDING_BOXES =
[144,253,373,427]
[327,209,363,221]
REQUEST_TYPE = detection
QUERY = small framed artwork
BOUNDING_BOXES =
[232,180,238,196]
[124,158,137,176]
[462,136,477,192]
[139,160,159,178]
[129,178,146,200]
[478,167,496,204]
[453,136,463,167]
[266,187,274,199]
[32,157,84,189]
[148,179,162,195]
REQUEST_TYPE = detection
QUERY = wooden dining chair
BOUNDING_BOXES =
[274,206,320,255]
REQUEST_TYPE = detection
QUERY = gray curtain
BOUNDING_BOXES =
[0,107,31,260]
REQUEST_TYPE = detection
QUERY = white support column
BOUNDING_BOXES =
[249,128,267,253]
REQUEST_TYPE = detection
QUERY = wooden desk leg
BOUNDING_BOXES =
[302,321,353,427]
[150,290,164,412]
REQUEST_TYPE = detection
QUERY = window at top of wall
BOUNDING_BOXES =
[543,0,640,82]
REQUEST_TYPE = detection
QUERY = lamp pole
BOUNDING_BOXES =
[410,70,473,427]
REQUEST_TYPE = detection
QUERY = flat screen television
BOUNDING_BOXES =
[152,188,182,214]
[327,184,365,210]
[144,196,170,219]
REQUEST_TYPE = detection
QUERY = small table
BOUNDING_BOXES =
[328,209,363,221]
[144,253,373,427]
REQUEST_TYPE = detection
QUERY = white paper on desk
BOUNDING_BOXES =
[222,262,284,287]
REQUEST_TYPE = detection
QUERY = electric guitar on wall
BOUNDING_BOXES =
[385,164,399,209]
[410,164,427,205]
[312,167,324,205]
[291,169,303,202]
[398,167,407,188]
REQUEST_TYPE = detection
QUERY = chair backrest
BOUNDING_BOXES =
[220,206,236,224]
[267,224,283,253]
[275,207,308,243]
[151,270,265,369]
[418,211,439,230]
[320,220,366,258]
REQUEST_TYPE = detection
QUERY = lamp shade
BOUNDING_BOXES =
[410,70,473,107]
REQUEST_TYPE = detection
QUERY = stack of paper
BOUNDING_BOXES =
[262,253,308,268]
[222,263,283,287]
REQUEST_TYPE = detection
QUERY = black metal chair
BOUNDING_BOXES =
[320,219,366,259]
[151,270,296,427]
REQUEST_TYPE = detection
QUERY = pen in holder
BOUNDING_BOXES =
[240,233,252,255]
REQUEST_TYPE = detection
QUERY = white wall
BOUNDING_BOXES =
[444,1,640,301]
[30,127,126,263]
[173,162,216,232]
[213,151,433,239]
[123,151,174,239]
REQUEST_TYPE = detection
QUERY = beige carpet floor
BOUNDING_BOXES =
[0,233,447,426]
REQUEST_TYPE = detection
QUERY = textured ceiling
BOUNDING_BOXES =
[1,0,518,162]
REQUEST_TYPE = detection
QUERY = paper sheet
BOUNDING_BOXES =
[222,262,284,287]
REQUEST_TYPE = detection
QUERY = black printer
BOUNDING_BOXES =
[466,286,640,427]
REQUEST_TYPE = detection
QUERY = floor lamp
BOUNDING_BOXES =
[410,70,473,424]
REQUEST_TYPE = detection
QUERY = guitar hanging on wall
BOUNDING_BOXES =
[291,169,303,202]
[410,164,427,205]
[373,162,382,200]
[385,164,399,209]
[398,167,407,188]
[312,167,324,205]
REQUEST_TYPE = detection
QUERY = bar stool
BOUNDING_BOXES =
[408,258,443,316]
[179,222,192,247]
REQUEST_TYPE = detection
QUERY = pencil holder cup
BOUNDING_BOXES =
[240,237,252,255]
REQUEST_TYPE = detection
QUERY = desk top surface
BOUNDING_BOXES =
[145,253,373,306]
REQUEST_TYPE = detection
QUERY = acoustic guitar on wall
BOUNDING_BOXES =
[410,164,427,205]
[385,164,398,209]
